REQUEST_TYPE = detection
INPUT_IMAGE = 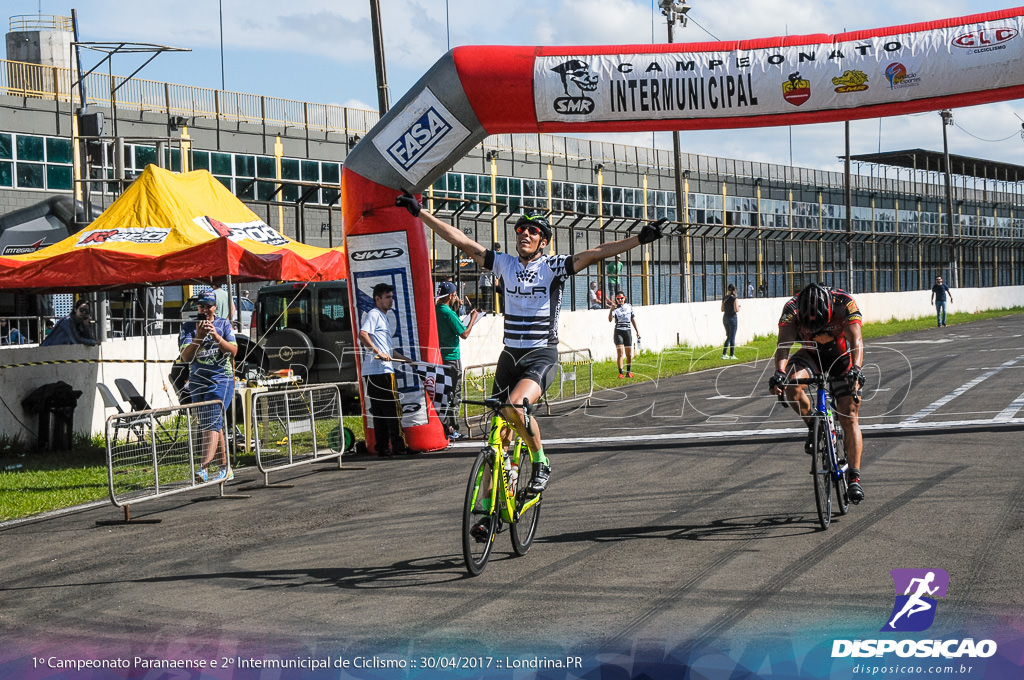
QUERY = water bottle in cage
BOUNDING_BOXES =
[504,457,515,499]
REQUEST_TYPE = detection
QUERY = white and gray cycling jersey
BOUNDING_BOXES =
[485,249,575,348]
[611,302,634,330]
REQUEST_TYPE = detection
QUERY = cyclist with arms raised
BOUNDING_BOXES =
[768,283,866,503]
[397,191,664,499]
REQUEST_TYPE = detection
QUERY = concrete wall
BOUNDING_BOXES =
[0,335,179,445]
[2,286,1022,444]
[457,285,1024,367]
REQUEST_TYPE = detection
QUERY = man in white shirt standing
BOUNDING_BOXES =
[358,282,411,456]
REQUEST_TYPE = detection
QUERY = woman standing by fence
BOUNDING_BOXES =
[722,284,739,360]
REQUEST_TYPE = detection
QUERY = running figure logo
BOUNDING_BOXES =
[882,568,949,632]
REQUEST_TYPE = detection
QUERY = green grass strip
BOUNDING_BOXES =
[1,307,1020,522]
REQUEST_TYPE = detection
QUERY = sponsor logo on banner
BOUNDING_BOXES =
[830,568,997,661]
[351,247,405,262]
[532,21,1024,123]
[832,70,869,93]
[347,231,426,428]
[2,238,48,255]
[884,62,922,90]
[536,53,761,122]
[782,73,810,106]
[372,88,471,185]
[550,59,599,115]
[195,216,289,246]
[951,26,1018,52]
[75,227,171,246]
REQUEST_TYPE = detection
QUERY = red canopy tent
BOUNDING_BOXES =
[0,164,347,292]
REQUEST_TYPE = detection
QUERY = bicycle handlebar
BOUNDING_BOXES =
[463,398,536,437]
[782,376,827,386]
[462,398,536,414]
[778,376,862,404]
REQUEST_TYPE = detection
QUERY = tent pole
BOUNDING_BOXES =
[226,273,237,463]
[142,286,149,400]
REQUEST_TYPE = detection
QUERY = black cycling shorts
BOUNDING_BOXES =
[787,343,857,399]
[613,329,632,347]
[491,346,558,402]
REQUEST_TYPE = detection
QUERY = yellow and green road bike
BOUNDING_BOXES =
[461,398,542,576]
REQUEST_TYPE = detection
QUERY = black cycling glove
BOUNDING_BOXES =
[395,190,421,217]
[845,365,865,388]
[638,218,667,244]
[768,370,787,392]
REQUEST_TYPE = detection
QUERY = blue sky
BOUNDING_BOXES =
[9,0,1024,173]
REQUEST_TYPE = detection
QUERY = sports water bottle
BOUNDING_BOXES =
[509,461,519,492]
[504,457,516,499]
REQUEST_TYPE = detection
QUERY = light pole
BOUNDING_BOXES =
[940,109,958,287]
[660,0,692,302]
[218,0,225,90]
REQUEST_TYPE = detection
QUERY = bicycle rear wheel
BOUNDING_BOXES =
[811,417,832,530]
[510,441,542,556]
[463,448,498,576]
[833,423,850,516]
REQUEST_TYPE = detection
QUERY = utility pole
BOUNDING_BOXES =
[660,0,692,302]
[369,0,390,115]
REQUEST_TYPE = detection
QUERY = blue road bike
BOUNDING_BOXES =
[784,375,854,530]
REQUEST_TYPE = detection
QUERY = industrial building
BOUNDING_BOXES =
[3,13,1023,321]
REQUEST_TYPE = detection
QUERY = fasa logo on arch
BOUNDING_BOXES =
[882,568,948,632]
[373,88,471,185]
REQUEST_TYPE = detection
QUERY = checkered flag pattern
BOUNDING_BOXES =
[405,361,456,412]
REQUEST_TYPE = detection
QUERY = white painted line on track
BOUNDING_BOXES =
[995,390,1024,422]
[446,417,1023,449]
[900,354,1024,424]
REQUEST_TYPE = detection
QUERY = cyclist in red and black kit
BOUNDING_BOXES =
[768,283,866,503]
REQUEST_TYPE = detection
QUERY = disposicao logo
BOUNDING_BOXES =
[882,568,948,632]
[831,568,998,660]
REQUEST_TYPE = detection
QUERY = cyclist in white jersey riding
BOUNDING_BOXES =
[398,191,665,496]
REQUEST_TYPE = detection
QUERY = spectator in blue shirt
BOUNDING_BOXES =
[930,275,953,327]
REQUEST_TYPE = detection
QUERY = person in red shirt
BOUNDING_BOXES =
[768,283,866,503]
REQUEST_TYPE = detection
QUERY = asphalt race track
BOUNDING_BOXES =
[2,315,1023,677]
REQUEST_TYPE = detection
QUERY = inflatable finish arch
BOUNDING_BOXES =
[343,7,1024,452]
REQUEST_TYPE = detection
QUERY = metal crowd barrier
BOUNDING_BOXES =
[459,348,595,435]
[104,399,231,521]
[546,348,595,413]
[246,384,345,486]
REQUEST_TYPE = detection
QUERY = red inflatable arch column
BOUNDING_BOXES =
[342,169,446,453]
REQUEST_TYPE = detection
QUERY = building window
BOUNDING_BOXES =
[17,162,44,188]
[16,135,44,162]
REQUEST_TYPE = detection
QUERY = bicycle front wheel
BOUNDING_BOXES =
[463,448,498,576]
[833,423,850,516]
[811,417,832,530]
[510,442,542,556]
